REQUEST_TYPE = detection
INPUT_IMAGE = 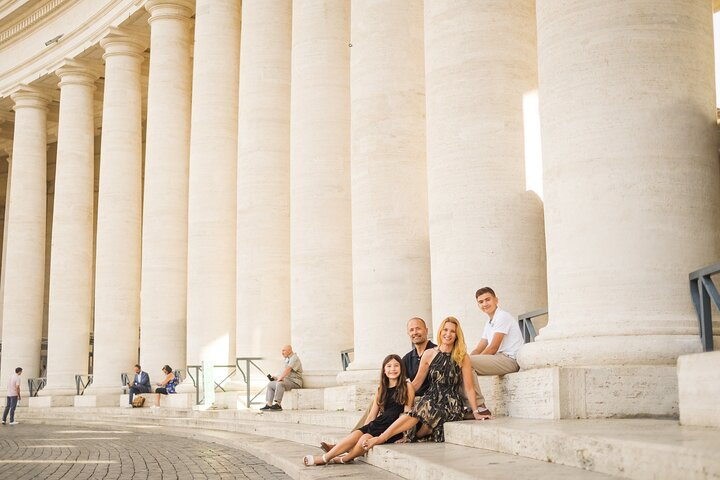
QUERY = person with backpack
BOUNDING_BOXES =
[151,364,178,410]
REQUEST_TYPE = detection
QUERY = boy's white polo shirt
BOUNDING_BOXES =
[481,308,524,359]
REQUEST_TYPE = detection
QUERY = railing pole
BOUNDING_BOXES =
[699,281,714,352]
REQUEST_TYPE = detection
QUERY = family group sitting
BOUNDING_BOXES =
[271,286,522,467]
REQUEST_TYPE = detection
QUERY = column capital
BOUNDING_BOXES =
[10,85,52,111]
[56,59,103,89]
[146,0,194,23]
[100,28,149,60]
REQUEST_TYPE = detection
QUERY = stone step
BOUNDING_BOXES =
[21,408,614,479]
[443,417,720,480]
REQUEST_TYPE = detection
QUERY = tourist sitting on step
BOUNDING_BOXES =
[260,345,303,411]
[320,316,436,453]
[124,364,152,408]
[467,287,523,418]
[362,316,489,448]
[151,365,178,410]
[303,354,414,466]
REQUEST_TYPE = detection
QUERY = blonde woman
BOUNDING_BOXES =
[363,316,488,448]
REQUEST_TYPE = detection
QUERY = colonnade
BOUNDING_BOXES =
[0,0,717,415]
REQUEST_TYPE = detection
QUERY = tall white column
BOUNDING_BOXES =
[290,0,353,386]
[0,86,50,394]
[88,31,146,394]
[43,62,99,397]
[236,0,291,376]
[140,0,193,378]
[519,0,720,370]
[424,0,547,342]
[348,0,431,373]
[0,144,12,342]
[186,0,240,368]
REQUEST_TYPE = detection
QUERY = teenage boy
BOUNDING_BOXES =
[2,367,22,425]
[469,287,523,417]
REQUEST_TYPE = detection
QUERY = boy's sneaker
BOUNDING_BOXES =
[1,420,5,425]
[269,403,282,411]
[9,421,18,425]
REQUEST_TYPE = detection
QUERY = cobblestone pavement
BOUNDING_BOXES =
[0,423,290,480]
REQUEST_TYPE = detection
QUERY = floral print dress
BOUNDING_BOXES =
[407,349,464,442]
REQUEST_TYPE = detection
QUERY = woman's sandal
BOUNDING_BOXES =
[476,407,493,420]
[302,454,328,466]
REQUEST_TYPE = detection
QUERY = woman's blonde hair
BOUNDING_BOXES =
[436,316,467,366]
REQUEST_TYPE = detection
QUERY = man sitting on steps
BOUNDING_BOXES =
[125,364,151,408]
[468,287,523,418]
[261,345,303,411]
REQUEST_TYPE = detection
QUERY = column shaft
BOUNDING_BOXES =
[349,0,431,372]
[236,0,291,375]
[0,87,50,393]
[187,0,240,367]
[89,33,145,393]
[519,0,720,369]
[140,0,193,378]
[44,64,98,396]
[424,0,547,342]
[290,0,353,385]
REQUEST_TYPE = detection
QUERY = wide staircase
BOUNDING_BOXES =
[19,376,720,480]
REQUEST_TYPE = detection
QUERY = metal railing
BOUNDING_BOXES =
[28,378,46,397]
[340,348,354,371]
[517,308,547,343]
[186,364,237,406]
[690,262,720,352]
[120,372,129,388]
[75,374,93,395]
[234,357,268,408]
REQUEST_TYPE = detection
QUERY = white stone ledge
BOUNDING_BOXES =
[480,366,678,419]
[678,351,720,428]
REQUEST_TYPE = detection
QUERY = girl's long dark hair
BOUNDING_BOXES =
[377,354,408,412]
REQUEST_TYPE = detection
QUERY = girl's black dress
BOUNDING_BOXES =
[358,385,405,443]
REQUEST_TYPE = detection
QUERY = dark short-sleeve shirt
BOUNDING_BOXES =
[402,340,437,397]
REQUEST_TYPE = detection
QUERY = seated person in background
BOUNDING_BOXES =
[260,345,303,411]
[151,365,178,410]
[469,287,523,418]
[320,317,435,453]
[303,354,414,466]
[362,316,488,449]
[125,364,151,407]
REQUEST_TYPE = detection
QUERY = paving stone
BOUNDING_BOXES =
[0,423,291,479]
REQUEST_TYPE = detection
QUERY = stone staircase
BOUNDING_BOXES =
[19,403,720,480]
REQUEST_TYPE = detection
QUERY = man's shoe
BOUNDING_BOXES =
[259,404,271,411]
[121,403,132,408]
[9,421,18,425]
[269,403,282,411]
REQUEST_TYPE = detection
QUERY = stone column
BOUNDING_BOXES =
[43,62,99,399]
[0,143,12,342]
[348,0,431,374]
[140,0,193,378]
[236,0,291,377]
[0,86,50,395]
[424,0,547,343]
[87,31,146,395]
[186,0,241,370]
[518,0,720,417]
[290,0,353,386]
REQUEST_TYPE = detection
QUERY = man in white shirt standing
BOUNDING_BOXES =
[469,287,523,418]
[2,367,23,425]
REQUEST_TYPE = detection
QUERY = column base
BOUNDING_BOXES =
[302,370,340,388]
[74,394,120,407]
[29,395,74,408]
[479,366,678,419]
[678,351,720,428]
[336,368,380,385]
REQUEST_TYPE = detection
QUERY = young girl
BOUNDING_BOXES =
[303,354,415,466]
